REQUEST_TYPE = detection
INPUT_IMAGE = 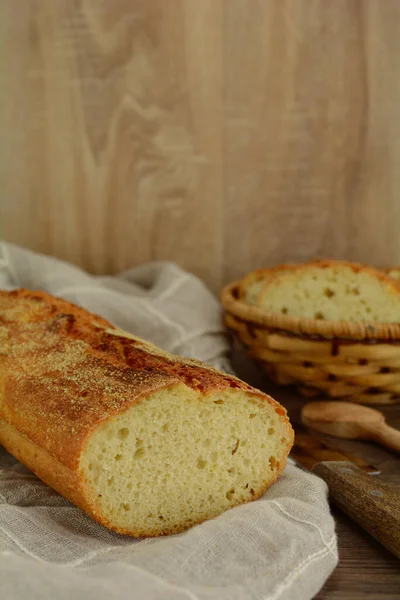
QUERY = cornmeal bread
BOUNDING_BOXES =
[0,289,293,537]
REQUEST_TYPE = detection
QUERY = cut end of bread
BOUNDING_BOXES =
[0,288,293,538]
[258,262,400,323]
[81,384,292,536]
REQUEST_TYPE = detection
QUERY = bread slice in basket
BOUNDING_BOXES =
[0,289,293,537]
[257,260,400,323]
[239,265,297,304]
[384,267,400,281]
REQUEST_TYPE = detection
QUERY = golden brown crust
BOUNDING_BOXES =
[0,289,180,471]
[0,419,94,517]
[0,288,292,536]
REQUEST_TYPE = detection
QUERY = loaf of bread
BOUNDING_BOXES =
[256,260,400,323]
[0,289,293,537]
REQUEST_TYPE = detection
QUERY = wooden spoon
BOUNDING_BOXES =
[301,401,400,453]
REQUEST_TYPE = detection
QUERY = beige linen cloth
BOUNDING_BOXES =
[0,243,338,600]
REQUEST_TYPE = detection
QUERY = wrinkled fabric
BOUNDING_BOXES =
[0,243,338,600]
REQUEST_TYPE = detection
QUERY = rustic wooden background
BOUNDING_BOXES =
[1,0,400,292]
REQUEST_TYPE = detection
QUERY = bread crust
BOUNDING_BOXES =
[0,289,293,536]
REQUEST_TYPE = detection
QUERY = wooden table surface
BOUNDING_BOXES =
[232,349,400,600]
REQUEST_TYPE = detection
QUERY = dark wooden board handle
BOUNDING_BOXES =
[312,461,400,559]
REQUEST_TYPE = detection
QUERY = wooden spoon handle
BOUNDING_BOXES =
[312,461,400,559]
[374,424,400,453]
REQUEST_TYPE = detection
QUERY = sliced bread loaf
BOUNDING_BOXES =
[0,289,293,537]
[257,260,400,323]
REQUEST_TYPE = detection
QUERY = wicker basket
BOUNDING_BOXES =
[221,281,400,405]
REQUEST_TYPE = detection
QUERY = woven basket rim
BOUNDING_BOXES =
[221,280,400,341]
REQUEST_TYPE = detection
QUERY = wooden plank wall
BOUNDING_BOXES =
[1,0,400,292]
